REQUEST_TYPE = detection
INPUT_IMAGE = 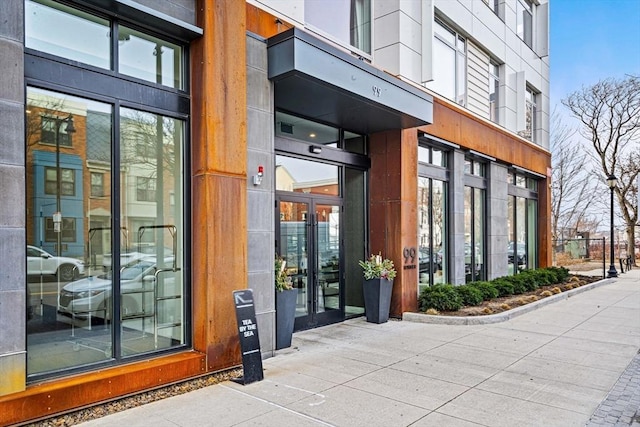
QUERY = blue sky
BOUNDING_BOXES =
[550,0,640,108]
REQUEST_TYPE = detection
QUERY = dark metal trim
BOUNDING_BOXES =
[25,53,190,115]
[275,137,370,170]
[66,0,202,41]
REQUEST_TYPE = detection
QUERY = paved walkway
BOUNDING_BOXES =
[78,269,640,427]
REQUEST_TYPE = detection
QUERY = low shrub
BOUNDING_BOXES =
[534,269,554,286]
[455,285,484,307]
[492,278,515,297]
[547,266,570,282]
[503,275,528,295]
[516,270,539,291]
[469,281,499,300]
[419,284,463,312]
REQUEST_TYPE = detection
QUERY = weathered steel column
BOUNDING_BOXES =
[191,0,248,370]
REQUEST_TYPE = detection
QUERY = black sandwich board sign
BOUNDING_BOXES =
[232,289,264,385]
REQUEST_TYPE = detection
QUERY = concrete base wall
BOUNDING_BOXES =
[0,0,26,397]
[246,34,276,357]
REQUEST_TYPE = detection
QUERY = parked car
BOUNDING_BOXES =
[27,245,85,281]
[58,257,175,321]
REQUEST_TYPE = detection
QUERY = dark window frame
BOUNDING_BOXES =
[24,0,192,381]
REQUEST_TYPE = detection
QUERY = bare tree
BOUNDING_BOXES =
[550,107,600,240]
[562,75,640,263]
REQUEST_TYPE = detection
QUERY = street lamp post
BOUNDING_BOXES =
[54,114,76,257]
[606,174,618,278]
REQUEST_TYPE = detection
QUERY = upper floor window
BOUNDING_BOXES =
[136,176,157,201]
[517,0,533,48]
[90,172,104,197]
[464,159,486,177]
[426,19,466,106]
[305,0,371,55]
[484,0,499,15]
[418,145,447,168]
[25,0,184,90]
[41,115,74,146]
[45,167,75,196]
[489,61,499,123]
[520,86,537,142]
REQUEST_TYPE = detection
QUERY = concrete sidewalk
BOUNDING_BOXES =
[78,269,640,427]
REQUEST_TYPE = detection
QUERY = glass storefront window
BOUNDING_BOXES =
[119,107,185,355]
[418,177,447,291]
[25,0,185,91]
[464,186,486,282]
[26,89,186,376]
[119,26,183,89]
[507,193,538,275]
[25,0,189,380]
[25,0,110,69]
[26,87,113,374]
[276,112,339,146]
[276,155,340,196]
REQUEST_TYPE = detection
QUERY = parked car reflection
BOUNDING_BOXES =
[27,245,85,281]
[58,257,173,321]
[508,242,526,267]
[102,244,173,272]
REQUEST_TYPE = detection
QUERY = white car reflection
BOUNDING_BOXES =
[58,258,172,320]
[27,245,85,281]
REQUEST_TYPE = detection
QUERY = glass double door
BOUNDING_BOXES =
[277,195,343,330]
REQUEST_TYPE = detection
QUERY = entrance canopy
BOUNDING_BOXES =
[267,28,433,135]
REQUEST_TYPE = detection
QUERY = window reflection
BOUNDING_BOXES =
[26,87,113,374]
[418,178,447,291]
[120,107,184,355]
[119,26,183,89]
[26,89,186,375]
[464,186,486,282]
[25,0,110,69]
[276,155,340,196]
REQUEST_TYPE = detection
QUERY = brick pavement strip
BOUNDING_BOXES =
[586,351,640,426]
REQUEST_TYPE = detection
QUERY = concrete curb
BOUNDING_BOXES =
[402,277,615,325]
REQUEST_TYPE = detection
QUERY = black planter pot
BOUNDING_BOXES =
[363,278,393,324]
[275,288,297,349]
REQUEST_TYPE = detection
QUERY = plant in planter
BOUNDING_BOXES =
[275,256,296,349]
[359,253,397,324]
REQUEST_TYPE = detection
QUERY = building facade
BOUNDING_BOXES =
[0,0,550,424]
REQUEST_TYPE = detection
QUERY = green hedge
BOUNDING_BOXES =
[455,285,484,306]
[469,281,499,300]
[418,284,462,312]
[418,267,572,312]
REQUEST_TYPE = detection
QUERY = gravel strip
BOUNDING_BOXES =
[24,368,243,427]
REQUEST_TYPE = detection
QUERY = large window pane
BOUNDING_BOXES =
[120,108,185,355]
[25,0,110,69]
[474,188,486,280]
[26,87,113,375]
[418,177,447,292]
[429,37,456,100]
[276,156,340,196]
[119,26,183,89]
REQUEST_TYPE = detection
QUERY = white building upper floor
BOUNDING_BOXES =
[248,0,550,150]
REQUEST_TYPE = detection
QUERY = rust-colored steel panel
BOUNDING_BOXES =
[0,352,205,427]
[422,99,551,175]
[368,130,418,317]
[246,3,294,38]
[191,0,248,371]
